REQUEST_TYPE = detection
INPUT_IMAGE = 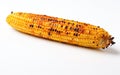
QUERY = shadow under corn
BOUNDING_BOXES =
[100,47,120,55]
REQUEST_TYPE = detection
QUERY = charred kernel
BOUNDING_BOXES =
[79,25,81,27]
[38,25,41,28]
[76,24,78,27]
[61,25,63,27]
[93,41,95,43]
[48,18,53,21]
[73,33,78,36]
[65,26,68,29]
[102,34,105,37]
[74,28,79,32]
[68,22,70,24]
[70,27,72,30]
[73,33,76,36]
[93,28,97,30]
[48,32,51,36]
[76,33,78,36]
[56,31,59,33]
[96,44,98,46]
[66,32,69,34]
[61,21,65,23]
[55,29,57,32]
[56,31,61,34]
[29,24,34,27]
[52,29,55,31]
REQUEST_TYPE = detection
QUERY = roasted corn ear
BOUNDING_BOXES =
[6,12,115,49]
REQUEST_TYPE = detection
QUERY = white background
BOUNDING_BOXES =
[0,0,120,75]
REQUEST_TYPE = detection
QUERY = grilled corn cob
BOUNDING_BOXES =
[6,12,115,49]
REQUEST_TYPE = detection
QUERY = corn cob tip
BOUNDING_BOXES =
[104,36,115,49]
[111,37,115,45]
